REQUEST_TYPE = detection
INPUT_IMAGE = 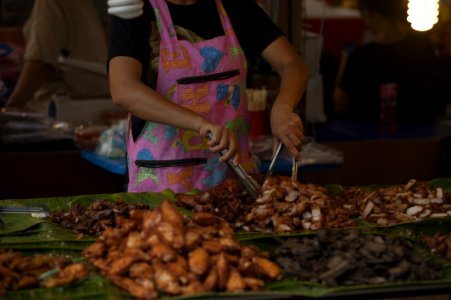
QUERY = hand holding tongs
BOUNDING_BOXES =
[207,133,262,199]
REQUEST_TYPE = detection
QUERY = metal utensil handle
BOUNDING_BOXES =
[263,142,284,182]
[207,132,261,199]
[0,206,45,213]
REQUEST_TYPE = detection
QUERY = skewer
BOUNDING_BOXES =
[291,156,298,181]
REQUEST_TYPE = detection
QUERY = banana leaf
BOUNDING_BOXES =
[2,275,132,300]
[0,189,177,211]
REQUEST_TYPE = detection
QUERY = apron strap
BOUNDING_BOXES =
[148,0,176,43]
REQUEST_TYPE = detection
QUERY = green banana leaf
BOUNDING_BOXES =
[2,275,132,300]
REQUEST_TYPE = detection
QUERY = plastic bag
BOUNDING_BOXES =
[95,119,127,158]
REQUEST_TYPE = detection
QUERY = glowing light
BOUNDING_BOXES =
[407,0,440,31]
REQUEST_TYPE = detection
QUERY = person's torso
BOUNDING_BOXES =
[347,33,439,121]
[23,0,110,112]
[126,0,255,193]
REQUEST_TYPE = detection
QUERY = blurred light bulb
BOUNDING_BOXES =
[407,0,440,31]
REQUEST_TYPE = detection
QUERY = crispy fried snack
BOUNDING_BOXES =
[83,200,281,299]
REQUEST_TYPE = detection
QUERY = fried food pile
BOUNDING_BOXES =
[177,176,450,232]
[177,175,356,233]
[422,232,451,261]
[0,249,88,296]
[273,229,444,287]
[83,200,282,300]
[49,199,149,236]
[343,179,451,226]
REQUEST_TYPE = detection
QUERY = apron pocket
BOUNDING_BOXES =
[135,158,207,168]
[177,69,240,84]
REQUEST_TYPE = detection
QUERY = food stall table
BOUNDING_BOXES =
[0,186,450,300]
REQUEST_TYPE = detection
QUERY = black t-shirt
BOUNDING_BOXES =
[339,32,440,122]
[108,0,283,139]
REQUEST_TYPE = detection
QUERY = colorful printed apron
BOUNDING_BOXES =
[127,0,256,193]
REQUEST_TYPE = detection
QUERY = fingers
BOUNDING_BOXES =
[209,129,239,163]
[271,113,304,158]
[197,122,240,163]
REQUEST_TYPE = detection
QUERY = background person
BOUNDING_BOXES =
[334,0,442,123]
[5,0,110,113]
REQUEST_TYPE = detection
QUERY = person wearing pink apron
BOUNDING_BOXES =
[126,0,256,193]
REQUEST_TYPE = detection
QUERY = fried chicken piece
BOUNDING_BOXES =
[82,242,106,259]
[190,212,223,226]
[108,256,136,276]
[184,228,202,250]
[14,276,38,289]
[202,240,223,254]
[161,200,185,229]
[150,243,177,262]
[243,277,265,291]
[226,268,245,292]
[129,263,154,280]
[203,266,218,291]
[41,263,88,288]
[216,253,230,290]
[181,280,205,295]
[153,262,181,295]
[156,221,185,249]
[188,248,210,276]
[252,257,282,280]
[110,275,158,300]
[166,256,189,285]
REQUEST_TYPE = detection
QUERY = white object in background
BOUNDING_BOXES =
[107,0,144,19]
[58,55,107,76]
[407,0,439,32]
[303,31,323,79]
[49,95,124,124]
[305,74,327,123]
[302,30,327,123]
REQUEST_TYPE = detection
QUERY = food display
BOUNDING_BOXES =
[0,177,450,299]
[177,176,451,232]
[177,175,356,232]
[83,200,281,299]
[49,199,149,237]
[0,249,88,296]
[273,229,443,286]
[342,179,451,226]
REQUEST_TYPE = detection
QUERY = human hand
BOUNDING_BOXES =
[198,122,240,165]
[270,103,304,158]
[107,0,143,19]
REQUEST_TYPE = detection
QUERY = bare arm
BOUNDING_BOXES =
[108,56,240,163]
[6,60,53,109]
[262,36,309,158]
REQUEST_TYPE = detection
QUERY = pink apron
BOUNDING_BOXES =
[127,0,256,193]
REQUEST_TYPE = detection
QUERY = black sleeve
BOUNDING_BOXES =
[108,0,153,83]
[224,0,284,64]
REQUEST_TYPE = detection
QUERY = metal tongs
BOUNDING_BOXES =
[0,204,50,218]
[208,133,262,199]
[262,142,284,183]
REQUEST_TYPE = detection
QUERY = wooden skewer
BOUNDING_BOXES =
[291,156,298,181]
